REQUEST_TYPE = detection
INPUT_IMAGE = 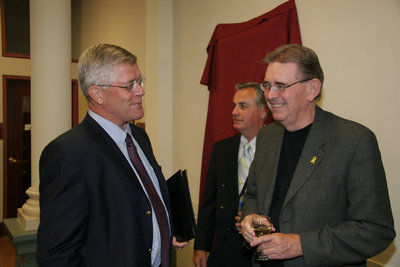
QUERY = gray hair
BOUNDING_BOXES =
[235,82,267,107]
[264,44,324,98]
[77,44,137,99]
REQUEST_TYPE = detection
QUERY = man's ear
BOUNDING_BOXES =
[88,85,104,104]
[307,78,321,102]
[261,106,268,120]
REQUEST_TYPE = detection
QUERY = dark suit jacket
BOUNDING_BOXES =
[37,114,172,267]
[194,135,253,267]
[242,106,395,267]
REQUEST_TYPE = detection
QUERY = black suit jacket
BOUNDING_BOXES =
[37,114,172,267]
[194,135,252,267]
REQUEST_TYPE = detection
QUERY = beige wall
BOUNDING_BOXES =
[0,0,398,266]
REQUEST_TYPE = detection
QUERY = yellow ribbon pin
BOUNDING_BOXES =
[310,156,317,164]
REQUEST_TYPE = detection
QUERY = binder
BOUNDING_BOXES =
[167,169,196,242]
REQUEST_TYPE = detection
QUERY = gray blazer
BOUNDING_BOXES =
[242,106,395,267]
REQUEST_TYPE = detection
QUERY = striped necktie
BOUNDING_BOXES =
[238,142,252,195]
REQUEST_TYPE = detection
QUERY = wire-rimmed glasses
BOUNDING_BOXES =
[98,76,145,92]
[260,78,311,94]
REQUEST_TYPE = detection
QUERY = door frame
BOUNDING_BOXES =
[2,75,30,221]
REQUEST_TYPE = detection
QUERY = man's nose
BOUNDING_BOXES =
[265,88,278,100]
[232,106,239,116]
[134,84,145,96]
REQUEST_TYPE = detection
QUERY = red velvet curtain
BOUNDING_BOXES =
[199,0,302,206]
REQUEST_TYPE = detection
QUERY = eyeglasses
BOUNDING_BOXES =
[98,76,145,92]
[260,78,311,94]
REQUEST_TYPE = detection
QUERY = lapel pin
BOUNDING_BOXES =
[310,156,317,164]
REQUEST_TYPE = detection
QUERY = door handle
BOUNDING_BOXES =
[8,156,21,164]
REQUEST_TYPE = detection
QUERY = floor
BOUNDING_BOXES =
[0,236,15,267]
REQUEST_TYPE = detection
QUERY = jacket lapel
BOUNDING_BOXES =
[282,107,327,208]
[229,135,241,201]
[258,124,285,214]
[224,135,240,195]
[81,114,143,188]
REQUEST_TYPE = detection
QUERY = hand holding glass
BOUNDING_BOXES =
[252,215,272,261]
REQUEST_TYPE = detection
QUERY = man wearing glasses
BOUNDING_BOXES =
[37,44,187,267]
[241,44,395,266]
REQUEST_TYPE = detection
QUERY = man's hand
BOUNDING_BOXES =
[250,233,303,260]
[172,236,189,250]
[241,214,269,243]
[193,249,207,267]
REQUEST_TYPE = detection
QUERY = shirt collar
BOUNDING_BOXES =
[240,135,256,148]
[88,110,129,148]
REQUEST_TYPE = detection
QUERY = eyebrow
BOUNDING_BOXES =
[237,101,249,106]
[264,80,285,85]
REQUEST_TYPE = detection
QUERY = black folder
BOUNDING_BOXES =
[167,169,196,242]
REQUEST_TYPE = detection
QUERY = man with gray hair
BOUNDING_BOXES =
[193,83,270,267]
[37,44,187,267]
[241,44,395,266]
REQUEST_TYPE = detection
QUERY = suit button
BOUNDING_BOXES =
[226,227,231,233]
[146,211,152,216]
[220,205,224,210]
[220,184,226,189]
[148,248,152,252]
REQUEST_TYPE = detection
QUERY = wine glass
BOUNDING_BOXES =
[252,215,272,262]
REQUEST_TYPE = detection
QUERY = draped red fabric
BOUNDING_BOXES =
[199,0,302,206]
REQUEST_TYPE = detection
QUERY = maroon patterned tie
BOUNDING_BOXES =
[125,134,170,267]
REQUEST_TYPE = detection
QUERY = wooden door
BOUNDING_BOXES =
[2,76,79,223]
[3,76,30,219]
